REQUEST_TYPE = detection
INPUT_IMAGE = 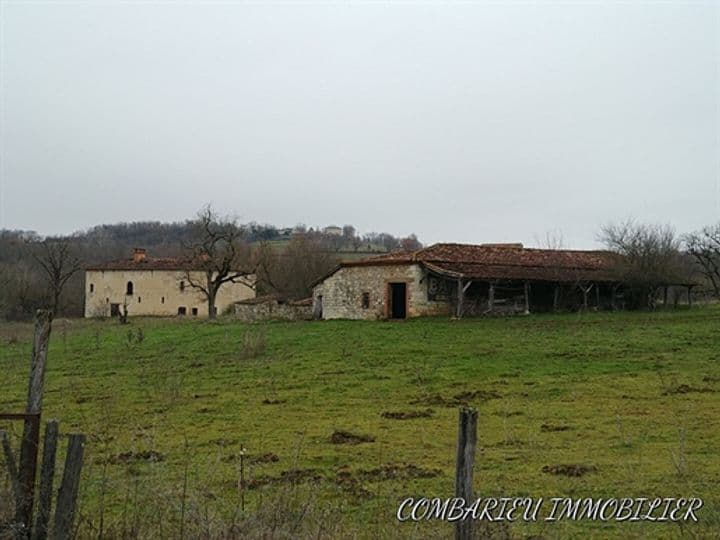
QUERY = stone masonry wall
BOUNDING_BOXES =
[234,301,313,322]
[85,269,256,318]
[313,263,450,320]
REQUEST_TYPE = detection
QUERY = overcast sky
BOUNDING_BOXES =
[1,1,718,248]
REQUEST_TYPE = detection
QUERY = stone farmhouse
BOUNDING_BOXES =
[85,248,256,318]
[312,243,631,320]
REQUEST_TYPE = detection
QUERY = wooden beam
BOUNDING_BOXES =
[487,282,495,312]
[523,281,530,314]
[553,284,560,312]
[595,283,601,309]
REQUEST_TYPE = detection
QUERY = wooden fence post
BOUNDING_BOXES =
[455,407,477,540]
[1,429,21,506]
[16,309,53,534]
[32,420,59,540]
[53,434,86,540]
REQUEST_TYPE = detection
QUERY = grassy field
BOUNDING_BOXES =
[1,308,719,539]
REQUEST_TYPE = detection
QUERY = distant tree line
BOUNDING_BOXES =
[0,213,423,320]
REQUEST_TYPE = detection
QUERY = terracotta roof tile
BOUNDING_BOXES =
[331,243,622,283]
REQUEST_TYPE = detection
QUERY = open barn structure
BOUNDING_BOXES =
[311,243,692,320]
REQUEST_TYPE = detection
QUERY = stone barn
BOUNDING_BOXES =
[311,243,630,320]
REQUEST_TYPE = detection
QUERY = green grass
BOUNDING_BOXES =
[1,308,719,538]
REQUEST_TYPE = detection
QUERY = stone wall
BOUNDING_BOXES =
[85,269,256,318]
[313,263,450,320]
[234,299,313,322]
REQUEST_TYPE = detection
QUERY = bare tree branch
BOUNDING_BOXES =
[181,205,255,318]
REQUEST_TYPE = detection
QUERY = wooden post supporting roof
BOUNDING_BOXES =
[595,282,601,310]
[456,278,472,318]
[456,278,463,318]
[487,282,495,313]
[553,284,560,312]
[523,282,530,314]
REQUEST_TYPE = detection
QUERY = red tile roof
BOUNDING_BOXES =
[86,255,251,273]
[86,256,198,271]
[316,243,623,284]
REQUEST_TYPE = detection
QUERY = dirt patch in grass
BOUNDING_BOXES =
[334,463,442,497]
[381,409,433,420]
[542,464,596,477]
[702,375,720,383]
[330,430,375,445]
[662,384,715,395]
[540,423,571,432]
[99,450,164,465]
[221,452,279,464]
[261,398,287,405]
[495,411,523,417]
[411,390,501,407]
[247,468,323,489]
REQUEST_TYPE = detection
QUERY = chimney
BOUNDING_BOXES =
[133,248,147,262]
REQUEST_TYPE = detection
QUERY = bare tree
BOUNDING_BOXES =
[683,223,720,299]
[400,234,422,251]
[534,229,566,249]
[183,206,254,319]
[31,238,83,316]
[255,235,336,300]
[598,220,684,309]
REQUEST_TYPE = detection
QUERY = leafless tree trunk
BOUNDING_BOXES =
[598,220,685,309]
[183,206,254,319]
[31,238,82,316]
[683,223,720,299]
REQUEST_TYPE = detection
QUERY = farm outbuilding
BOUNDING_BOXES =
[312,243,635,320]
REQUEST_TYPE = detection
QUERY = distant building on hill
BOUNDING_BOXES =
[84,248,256,318]
[311,242,657,320]
[323,225,343,236]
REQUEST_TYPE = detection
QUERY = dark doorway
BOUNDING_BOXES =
[389,282,407,319]
[110,303,120,317]
[178,306,187,316]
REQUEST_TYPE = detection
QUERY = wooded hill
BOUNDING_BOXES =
[0,221,423,320]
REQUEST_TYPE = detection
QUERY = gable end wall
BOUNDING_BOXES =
[313,263,450,320]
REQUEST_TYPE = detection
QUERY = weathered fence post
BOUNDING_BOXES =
[1,429,21,506]
[455,407,477,540]
[16,310,53,534]
[32,420,59,540]
[53,434,86,540]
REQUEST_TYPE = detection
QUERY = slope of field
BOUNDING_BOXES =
[1,308,719,538]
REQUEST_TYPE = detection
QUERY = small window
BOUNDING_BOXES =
[179,281,185,292]
[161,296,165,304]
[191,307,198,316]
[126,281,134,295]
[178,306,187,316]
[361,292,370,309]
[89,283,94,293]
[106,297,109,303]
[138,296,141,303]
